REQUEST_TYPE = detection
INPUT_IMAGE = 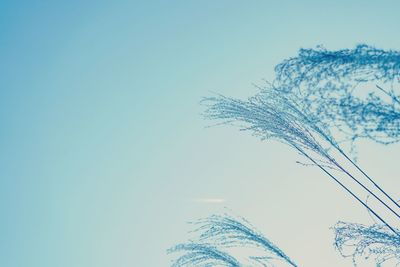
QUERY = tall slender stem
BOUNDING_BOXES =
[293,144,400,237]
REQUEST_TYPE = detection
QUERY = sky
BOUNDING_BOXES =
[1,1,400,266]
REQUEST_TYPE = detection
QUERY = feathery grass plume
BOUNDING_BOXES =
[167,243,242,267]
[168,213,297,267]
[333,221,400,266]
[274,44,400,146]
[202,88,332,162]
[203,85,400,236]
[194,214,297,266]
[275,44,400,88]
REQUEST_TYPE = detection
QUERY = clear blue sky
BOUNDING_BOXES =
[1,1,400,266]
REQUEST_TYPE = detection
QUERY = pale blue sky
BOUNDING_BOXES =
[1,1,400,266]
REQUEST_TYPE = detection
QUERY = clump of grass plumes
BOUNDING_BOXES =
[197,44,400,266]
[333,221,400,266]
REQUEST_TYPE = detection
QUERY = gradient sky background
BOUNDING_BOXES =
[1,1,400,266]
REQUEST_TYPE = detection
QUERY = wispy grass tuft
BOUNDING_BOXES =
[333,221,400,266]
[167,243,241,267]
[275,44,400,87]
[202,88,332,161]
[168,213,297,267]
[274,44,400,147]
